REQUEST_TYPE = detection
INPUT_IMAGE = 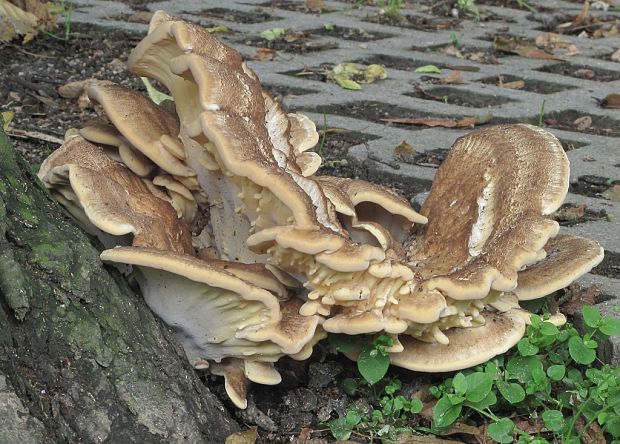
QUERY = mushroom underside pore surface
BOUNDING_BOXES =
[37,10,605,408]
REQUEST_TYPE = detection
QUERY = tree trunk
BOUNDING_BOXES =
[0,128,239,443]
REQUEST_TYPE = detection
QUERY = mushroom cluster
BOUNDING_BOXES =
[38,12,604,409]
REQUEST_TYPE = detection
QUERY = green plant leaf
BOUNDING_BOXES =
[329,334,358,353]
[606,416,620,437]
[409,397,423,413]
[342,378,358,395]
[568,336,597,365]
[496,380,526,404]
[488,418,515,443]
[583,306,602,328]
[453,372,467,396]
[329,417,351,440]
[507,355,543,383]
[465,372,493,402]
[259,27,285,40]
[333,75,362,90]
[465,391,497,410]
[547,364,566,381]
[539,322,560,336]
[542,409,564,432]
[432,397,462,429]
[414,65,441,74]
[358,344,390,384]
[518,338,539,356]
[141,77,173,105]
[345,409,361,428]
[600,316,620,336]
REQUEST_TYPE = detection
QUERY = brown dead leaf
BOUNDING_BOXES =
[535,32,570,47]
[514,418,545,435]
[573,115,593,130]
[611,48,620,61]
[575,414,606,444]
[560,283,601,316]
[554,204,586,223]
[305,0,324,12]
[298,428,313,440]
[441,422,484,438]
[107,58,125,72]
[598,93,620,108]
[440,70,464,85]
[574,68,595,79]
[559,0,590,29]
[381,115,485,128]
[127,11,154,23]
[255,47,278,61]
[500,80,525,90]
[8,91,20,102]
[284,29,309,42]
[602,184,620,201]
[440,45,464,59]
[225,427,258,444]
[594,24,619,38]
[394,140,415,155]
[494,36,563,60]
[58,79,94,99]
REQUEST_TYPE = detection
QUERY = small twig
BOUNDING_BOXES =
[7,128,64,145]
[6,44,55,59]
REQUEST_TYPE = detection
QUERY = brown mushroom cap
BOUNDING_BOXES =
[389,310,526,372]
[514,234,604,300]
[288,113,319,154]
[409,124,569,300]
[100,246,323,360]
[87,83,193,177]
[38,136,192,253]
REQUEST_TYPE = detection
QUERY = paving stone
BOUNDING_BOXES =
[72,0,620,354]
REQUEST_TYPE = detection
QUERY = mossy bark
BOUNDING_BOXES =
[0,128,239,443]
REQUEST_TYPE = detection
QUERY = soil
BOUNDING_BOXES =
[365,12,460,32]
[478,74,577,95]
[239,34,339,54]
[311,25,394,42]
[0,24,142,165]
[592,251,620,279]
[259,0,338,14]
[553,203,609,226]
[407,84,516,108]
[569,175,620,199]
[411,43,503,65]
[536,62,620,83]
[355,53,479,72]
[397,147,449,168]
[193,7,278,24]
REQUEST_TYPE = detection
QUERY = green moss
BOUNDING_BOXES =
[31,242,71,273]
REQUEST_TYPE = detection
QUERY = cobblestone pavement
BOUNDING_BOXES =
[71,0,620,359]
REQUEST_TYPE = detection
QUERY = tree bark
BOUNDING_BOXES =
[0,128,239,443]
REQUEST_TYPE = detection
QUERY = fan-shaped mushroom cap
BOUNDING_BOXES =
[38,136,192,253]
[409,124,569,300]
[288,113,319,154]
[210,359,249,409]
[87,83,193,177]
[514,234,604,300]
[79,121,123,146]
[152,175,197,222]
[99,247,323,361]
[389,310,526,372]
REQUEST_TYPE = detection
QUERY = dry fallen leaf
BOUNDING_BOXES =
[107,58,125,72]
[255,47,278,61]
[494,36,563,60]
[440,70,464,85]
[597,93,620,108]
[602,184,620,201]
[58,79,95,99]
[554,204,586,222]
[500,79,525,90]
[225,427,258,444]
[611,48,620,61]
[573,115,593,130]
[381,115,484,128]
[1,110,14,130]
[560,283,601,316]
[127,11,154,23]
[393,140,415,155]
[305,0,324,12]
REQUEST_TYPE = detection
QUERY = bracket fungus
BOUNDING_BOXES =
[38,11,604,408]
